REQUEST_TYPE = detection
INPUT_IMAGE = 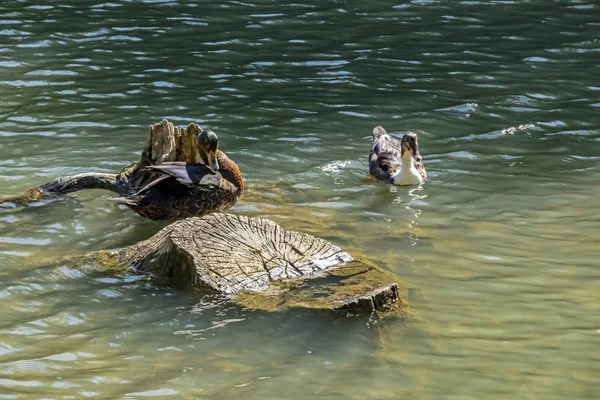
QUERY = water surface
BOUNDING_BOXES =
[1,0,599,398]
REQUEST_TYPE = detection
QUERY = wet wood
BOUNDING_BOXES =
[106,213,404,315]
[0,119,210,205]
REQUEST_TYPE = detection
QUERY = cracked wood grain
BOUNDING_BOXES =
[112,213,403,315]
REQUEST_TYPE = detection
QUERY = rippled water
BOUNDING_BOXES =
[1,0,599,398]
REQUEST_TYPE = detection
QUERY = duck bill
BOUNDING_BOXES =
[207,152,219,171]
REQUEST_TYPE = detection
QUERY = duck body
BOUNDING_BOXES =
[112,150,244,221]
[369,126,426,186]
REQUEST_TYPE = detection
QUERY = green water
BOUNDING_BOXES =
[1,0,599,398]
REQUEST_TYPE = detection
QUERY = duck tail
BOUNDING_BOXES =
[373,125,388,139]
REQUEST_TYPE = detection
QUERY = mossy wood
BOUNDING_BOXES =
[101,213,404,316]
[0,119,209,204]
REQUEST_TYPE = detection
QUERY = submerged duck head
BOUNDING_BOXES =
[198,129,220,171]
[401,132,422,163]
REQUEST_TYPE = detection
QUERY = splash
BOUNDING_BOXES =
[501,123,535,135]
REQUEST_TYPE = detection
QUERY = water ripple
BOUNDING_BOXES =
[0,0,599,398]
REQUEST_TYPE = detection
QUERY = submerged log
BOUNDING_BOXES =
[0,119,211,205]
[95,213,405,316]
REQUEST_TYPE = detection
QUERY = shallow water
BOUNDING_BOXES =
[1,0,599,398]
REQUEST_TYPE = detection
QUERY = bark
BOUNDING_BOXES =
[108,213,404,316]
[1,172,121,205]
[0,119,208,205]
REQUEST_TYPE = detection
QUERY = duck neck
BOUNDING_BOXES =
[217,151,244,194]
[401,150,415,169]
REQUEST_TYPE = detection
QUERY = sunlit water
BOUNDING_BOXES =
[1,0,599,398]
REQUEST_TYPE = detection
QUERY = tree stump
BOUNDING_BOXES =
[0,119,212,204]
[95,213,405,316]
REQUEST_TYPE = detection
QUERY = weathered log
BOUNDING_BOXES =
[0,119,211,205]
[0,172,125,206]
[94,213,406,316]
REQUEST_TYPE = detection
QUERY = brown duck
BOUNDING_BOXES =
[111,130,244,221]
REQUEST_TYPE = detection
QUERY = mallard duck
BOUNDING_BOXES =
[111,130,244,221]
[369,126,426,185]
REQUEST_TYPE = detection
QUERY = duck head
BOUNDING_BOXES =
[198,129,219,171]
[400,132,422,163]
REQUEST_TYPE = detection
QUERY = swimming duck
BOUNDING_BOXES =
[111,130,244,221]
[368,125,426,185]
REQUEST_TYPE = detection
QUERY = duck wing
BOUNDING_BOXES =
[372,125,388,141]
[369,151,401,183]
[371,129,402,159]
[129,162,224,198]
[369,126,403,182]
[145,162,219,186]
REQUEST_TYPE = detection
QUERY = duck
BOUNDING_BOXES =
[110,130,244,221]
[368,125,426,186]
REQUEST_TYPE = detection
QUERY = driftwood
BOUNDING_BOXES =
[0,119,211,204]
[94,213,404,316]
